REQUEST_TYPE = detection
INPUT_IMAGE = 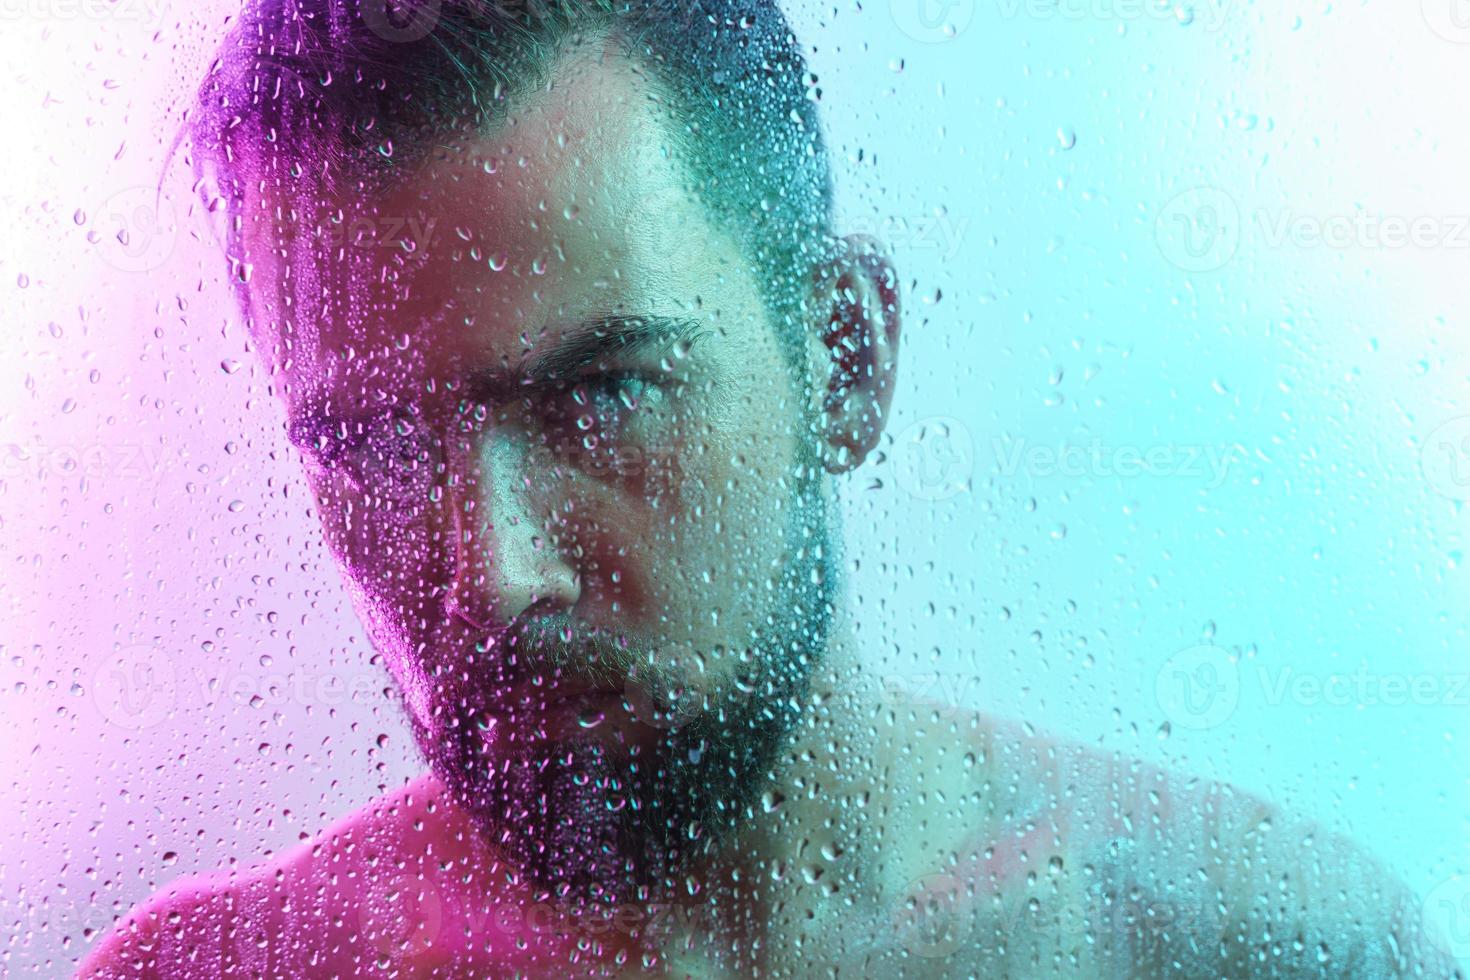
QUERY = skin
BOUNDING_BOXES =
[78,42,1461,979]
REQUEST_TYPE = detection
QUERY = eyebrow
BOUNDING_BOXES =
[499,313,708,390]
[286,314,708,446]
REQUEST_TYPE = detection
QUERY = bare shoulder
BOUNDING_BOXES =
[880,705,1462,976]
[75,773,480,978]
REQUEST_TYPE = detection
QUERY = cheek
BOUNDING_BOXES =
[309,473,453,619]
[633,404,803,636]
[523,392,697,613]
[520,453,680,624]
[308,484,447,731]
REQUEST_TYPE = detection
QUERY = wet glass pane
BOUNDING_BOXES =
[2,1,1468,976]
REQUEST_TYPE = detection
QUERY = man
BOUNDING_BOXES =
[80,0,1460,975]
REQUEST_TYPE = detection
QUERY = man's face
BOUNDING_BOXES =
[258,48,831,897]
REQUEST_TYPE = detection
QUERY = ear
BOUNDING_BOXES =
[808,234,902,474]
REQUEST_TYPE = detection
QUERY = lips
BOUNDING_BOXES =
[483,678,625,732]
[516,676,621,707]
[467,677,676,760]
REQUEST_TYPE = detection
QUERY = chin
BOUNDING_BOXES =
[408,673,801,905]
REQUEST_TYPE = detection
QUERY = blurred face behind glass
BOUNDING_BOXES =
[250,47,834,902]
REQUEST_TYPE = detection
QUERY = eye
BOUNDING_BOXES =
[572,374,651,420]
[545,375,657,443]
[351,415,441,498]
[298,411,441,505]
[290,416,359,473]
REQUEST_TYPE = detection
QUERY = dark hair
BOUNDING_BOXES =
[190,0,834,363]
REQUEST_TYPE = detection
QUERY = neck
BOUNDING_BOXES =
[655,588,890,973]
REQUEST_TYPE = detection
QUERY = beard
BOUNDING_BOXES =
[405,454,836,910]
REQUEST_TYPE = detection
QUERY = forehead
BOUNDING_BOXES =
[256,44,768,410]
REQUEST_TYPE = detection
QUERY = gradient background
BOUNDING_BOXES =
[3,0,1469,973]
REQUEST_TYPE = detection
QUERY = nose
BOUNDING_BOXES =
[445,428,580,629]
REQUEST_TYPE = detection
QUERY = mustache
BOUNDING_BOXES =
[450,612,692,721]
[415,615,693,773]
[483,612,644,688]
